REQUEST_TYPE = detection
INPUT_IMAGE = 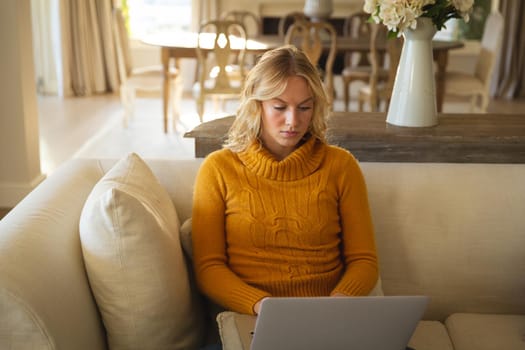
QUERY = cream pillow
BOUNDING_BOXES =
[79,153,203,350]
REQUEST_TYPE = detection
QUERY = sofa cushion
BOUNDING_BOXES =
[180,217,193,260]
[408,320,454,350]
[79,153,204,349]
[445,313,525,350]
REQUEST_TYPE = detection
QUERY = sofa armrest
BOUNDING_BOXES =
[0,159,108,350]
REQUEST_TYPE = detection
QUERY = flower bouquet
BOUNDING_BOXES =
[363,0,474,37]
[363,0,474,127]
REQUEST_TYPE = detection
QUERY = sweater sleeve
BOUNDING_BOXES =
[330,153,379,296]
[192,153,271,315]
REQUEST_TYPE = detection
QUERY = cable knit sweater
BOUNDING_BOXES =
[192,137,378,315]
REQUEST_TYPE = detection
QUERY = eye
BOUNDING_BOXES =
[273,105,286,111]
[298,105,312,111]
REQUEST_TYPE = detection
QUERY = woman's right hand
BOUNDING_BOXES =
[253,297,268,315]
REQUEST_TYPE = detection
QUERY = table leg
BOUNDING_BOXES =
[434,50,448,113]
[161,48,171,133]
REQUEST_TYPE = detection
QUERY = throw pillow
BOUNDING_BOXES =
[180,217,193,260]
[79,153,203,350]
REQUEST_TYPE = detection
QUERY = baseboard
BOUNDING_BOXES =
[0,173,46,207]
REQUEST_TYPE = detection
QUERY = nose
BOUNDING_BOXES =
[285,109,298,127]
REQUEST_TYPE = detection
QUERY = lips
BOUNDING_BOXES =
[281,130,299,137]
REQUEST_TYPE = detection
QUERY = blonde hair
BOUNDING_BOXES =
[224,45,330,152]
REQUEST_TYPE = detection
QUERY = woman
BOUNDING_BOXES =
[192,45,378,317]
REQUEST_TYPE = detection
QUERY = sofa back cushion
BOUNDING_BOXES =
[360,162,525,320]
[79,153,205,349]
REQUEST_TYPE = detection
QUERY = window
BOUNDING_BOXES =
[125,0,192,39]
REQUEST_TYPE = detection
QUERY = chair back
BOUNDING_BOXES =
[363,24,401,111]
[384,34,403,94]
[278,11,308,37]
[220,10,262,38]
[475,12,504,88]
[343,11,373,67]
[284,20,337,104]
[196,20,247,93]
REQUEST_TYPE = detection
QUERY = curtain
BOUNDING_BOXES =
[491,1,525,98]
[31,0,63,95]
[31,0,119,97]
[197,0,218,27]
[64,0,119,96]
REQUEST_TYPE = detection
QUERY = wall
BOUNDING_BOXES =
[0,0,45,207]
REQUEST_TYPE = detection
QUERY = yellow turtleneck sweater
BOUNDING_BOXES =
[192,137,378,315]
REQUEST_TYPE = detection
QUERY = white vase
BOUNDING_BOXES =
[303,0,333,22]
[386,17,438,127]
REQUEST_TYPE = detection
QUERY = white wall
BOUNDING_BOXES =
[0,0,45,207]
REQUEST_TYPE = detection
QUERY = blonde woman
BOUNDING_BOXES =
[192,45,378,320]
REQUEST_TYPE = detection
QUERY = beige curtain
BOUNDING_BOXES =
[31,0,62,95]
[62,0,119,96]
[196,0,218,28]
[491,1,525,98]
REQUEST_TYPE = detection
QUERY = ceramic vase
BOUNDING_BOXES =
[386,17,438,127]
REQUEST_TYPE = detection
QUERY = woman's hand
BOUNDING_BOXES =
[253,297,268,315]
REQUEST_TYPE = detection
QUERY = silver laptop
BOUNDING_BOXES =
[250,295,429,350]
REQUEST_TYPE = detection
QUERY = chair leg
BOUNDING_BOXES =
[171,75,183,132]
[343,77,350,112]
[480,94,489,113]
[357,93,364,112]
[120,85,134,128]
[196,96,205,123]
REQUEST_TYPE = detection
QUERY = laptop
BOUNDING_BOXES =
[249,295,429,350]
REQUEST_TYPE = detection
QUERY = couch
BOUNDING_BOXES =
[1,155,524,350]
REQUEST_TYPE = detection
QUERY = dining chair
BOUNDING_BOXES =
[285,20,337,107]
[220,10,262,38]
[357,23,403,112]
[341,11,389,112]
[443,12,504,113]
[193,20,247,122]
[220,10,262,69]
[278,11,309,38]
[111,8,182,131]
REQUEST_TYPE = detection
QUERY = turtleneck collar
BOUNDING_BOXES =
[237,137,326,181]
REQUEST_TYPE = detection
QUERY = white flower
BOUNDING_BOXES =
[363,0,474,36]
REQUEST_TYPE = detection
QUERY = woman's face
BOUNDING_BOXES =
[260,76,314,160]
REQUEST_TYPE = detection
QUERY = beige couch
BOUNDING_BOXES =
[0,157,524,350]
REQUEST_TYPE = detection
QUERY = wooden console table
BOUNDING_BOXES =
[183,112,525,163]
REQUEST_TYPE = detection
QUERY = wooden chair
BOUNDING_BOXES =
[220,10,262,38]
[341,11,389,111]
[357,23,403,112]
[443,12,504,112]
[193,20,247,122]
[220,10,262,68]
[285,20,337,107]
[112,8,182,132]
[278,11,308,38]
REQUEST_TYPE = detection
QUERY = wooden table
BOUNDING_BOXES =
[142,33,463,132]
[183,112,525,163]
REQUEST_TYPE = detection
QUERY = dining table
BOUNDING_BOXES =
[142,32,464,133]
